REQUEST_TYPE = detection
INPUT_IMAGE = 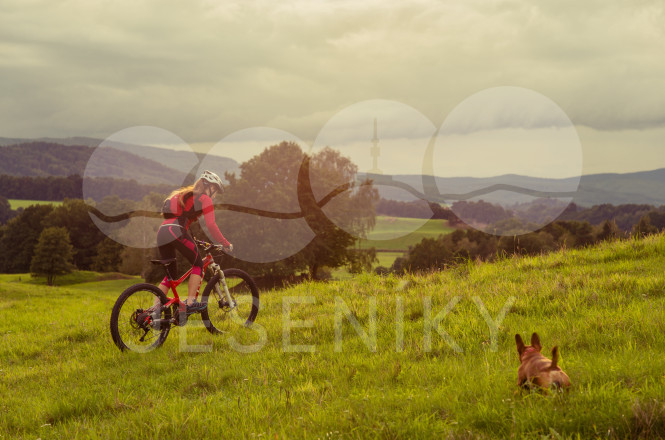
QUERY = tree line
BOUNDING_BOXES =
[386,214,665,275]
[3,145,665,284]
[374,198,454,221]
[0,174,172,202]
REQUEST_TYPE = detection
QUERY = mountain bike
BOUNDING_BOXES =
[110,238,259,352]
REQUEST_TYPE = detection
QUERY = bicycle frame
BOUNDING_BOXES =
[161,245,235,311]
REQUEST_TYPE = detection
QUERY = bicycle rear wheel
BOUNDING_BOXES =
[200,269,259,335]
[110,283,172,352]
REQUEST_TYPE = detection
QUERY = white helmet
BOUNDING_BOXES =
[200,170,224,192]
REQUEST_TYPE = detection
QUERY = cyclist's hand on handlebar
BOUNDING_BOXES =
[214,243,233,253]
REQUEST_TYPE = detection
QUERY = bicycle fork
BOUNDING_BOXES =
[211,265,237,310]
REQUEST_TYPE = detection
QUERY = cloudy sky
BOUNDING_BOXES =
[1,0,664,177]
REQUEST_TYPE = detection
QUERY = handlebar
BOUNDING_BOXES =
[194,238,232,254]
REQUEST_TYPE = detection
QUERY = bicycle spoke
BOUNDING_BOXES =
[201,269,259,335]
[110,284,171,352]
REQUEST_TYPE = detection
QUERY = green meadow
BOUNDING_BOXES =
[333,216,453,279]
[8,199,63,210]
[360,216,454,251]
[1,236,665,439]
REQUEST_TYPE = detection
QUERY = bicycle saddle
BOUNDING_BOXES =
[150,258,177,266]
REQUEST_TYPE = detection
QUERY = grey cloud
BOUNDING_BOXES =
[0,0,664,144]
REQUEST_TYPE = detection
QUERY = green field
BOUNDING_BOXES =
[351,216,454,275]
[360,216,453,251]
[8,199,63,209]
[2,236,665,438]
[376,251,403,268]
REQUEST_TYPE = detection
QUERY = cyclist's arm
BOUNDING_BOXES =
[199,194,231,247]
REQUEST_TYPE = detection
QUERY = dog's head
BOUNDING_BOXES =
[515,332,570,390]
[515,332,541,362]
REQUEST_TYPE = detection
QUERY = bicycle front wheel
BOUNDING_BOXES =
[200,269,259,335]
[110,283,172,352]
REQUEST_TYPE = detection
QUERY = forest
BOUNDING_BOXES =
[3,186,665,284]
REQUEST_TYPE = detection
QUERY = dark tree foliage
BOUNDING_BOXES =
[375,199,433,219]
[0,174,172,202]
[373,198,458,222]
[215,141,378,282]
[558,203,663,232]
[43,199,107,270]
[633,211,665,238]
[394,219,628,273]
[0,204,54,273]
[91,237,125,272]
[450,200,512,225]
[642,211,665,230]
[30,227,75,286]
[0,196,17,224]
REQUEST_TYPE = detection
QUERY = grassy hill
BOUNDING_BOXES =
[1,236,665,438]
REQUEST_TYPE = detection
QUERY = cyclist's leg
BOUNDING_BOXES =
[155,226,181,307]
[187,273,202,303]
[169,229,204,304]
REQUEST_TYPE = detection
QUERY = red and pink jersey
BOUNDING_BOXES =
[162,191,230,247]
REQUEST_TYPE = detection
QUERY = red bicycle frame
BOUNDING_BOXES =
[161,253,215,309]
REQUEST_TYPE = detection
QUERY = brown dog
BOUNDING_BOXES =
[515,333,570,391]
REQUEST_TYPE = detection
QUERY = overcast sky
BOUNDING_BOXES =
[1,0,664,177]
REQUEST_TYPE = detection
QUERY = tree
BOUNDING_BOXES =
[30,227,75,285]
[633,215,659,238]
[0,204,54,273]
[91,238,125,272]
[43,199,106,270]
[218,142,378,281]
[298,149,378,279]
[0,196,16,224]
[347,248,378,274]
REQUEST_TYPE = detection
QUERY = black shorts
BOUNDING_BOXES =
[156,223,203,280]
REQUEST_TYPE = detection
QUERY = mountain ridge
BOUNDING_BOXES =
[1,137,664,207]
[0,137,239,187]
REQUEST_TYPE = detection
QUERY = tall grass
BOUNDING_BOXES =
[1,235,664,439]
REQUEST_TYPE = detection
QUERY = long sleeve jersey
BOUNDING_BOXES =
[161,191,230,247]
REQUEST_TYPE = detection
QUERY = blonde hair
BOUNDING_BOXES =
[165,179,207,210]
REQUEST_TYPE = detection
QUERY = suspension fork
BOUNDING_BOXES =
[210,264,236,309]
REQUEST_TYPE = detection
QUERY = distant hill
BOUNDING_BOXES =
[2,137,664,206]
[574,169,665,206]
[0,137,239,185]
[0,142,185,185]
[0,143,92,177]
[363,170,665,207]
[0,136,104,147]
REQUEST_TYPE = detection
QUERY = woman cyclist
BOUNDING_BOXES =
[154,170,232,314]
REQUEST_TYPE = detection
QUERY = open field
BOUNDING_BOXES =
[376,252,403,268]
[360,216,454,251]
[8,199,63,210]
[1,236,665,438]
[333,217,454,278]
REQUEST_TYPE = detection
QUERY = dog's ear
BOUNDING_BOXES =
[530,333,542,351]
[515,334,525,356]
[550,346,559,370]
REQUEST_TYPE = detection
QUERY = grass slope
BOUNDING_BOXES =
[1,236,665,439]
